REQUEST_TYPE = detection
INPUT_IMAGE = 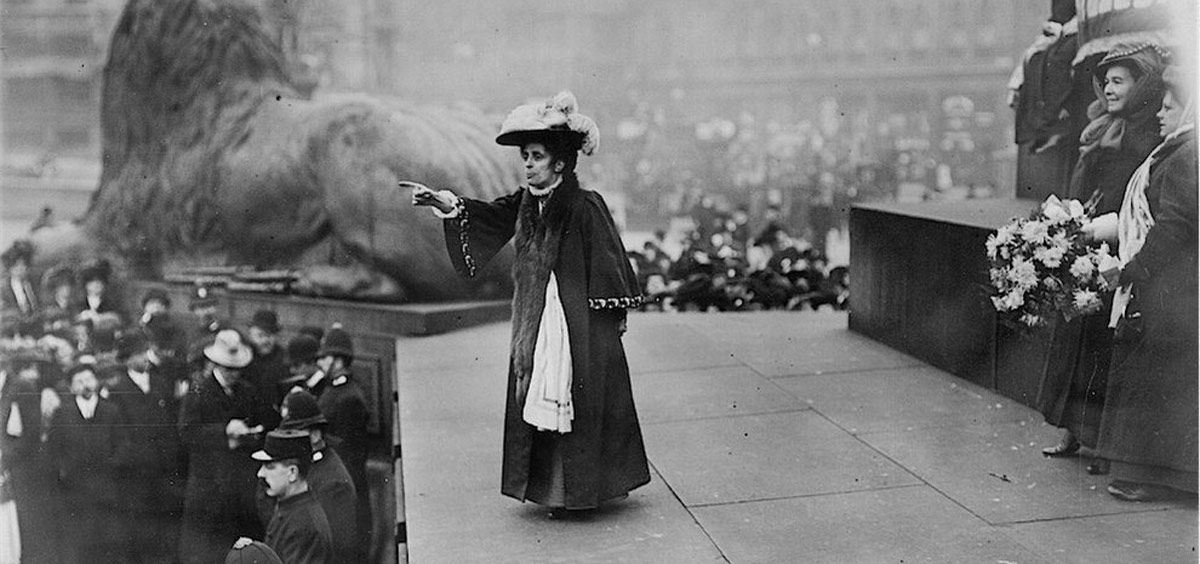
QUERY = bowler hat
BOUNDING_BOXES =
[204,329,253,368]
[279,389,327,430]
[116,330,149,361]
[145,312,182,347]
[224,540,284,564]
[250,309,281,334]
[317,324,354,359]
[252,429,312,462]
[286,334,320,365]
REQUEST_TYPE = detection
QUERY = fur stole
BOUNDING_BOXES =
[509,177,578,387]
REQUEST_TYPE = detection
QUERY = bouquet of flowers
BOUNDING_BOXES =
[986,195,1118,329]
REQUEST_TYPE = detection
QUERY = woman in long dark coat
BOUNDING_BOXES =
[1037,43,1167,472]
[1094,65,1197,501]
[408,92,650,511]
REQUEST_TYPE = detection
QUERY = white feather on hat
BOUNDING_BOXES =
[495,91,599,156]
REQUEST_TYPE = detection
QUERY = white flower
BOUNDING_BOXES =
[1067,199,1086,219]
[1050,231,1071,251]
[986,234,1001,259]
[1034,245,1065,268]
[1007,258,1039,289]
[1021,313,1043,327]
[1073,289,1100,311]
[1070,255,1095,279]
[990,267,1007,286]
[1020,220,1050,244]
[1042,200,1070,223]
[1004,289,1026,310]
[995,223,1017,246]
[1043,276,1060,290]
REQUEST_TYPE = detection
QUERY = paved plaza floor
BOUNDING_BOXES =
[396,310,1197,564]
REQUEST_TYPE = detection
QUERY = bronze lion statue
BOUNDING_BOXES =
[27,0,519,301]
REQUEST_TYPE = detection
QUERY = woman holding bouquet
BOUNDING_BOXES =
[1036,42,1168,472]
[1090,64,1197,501]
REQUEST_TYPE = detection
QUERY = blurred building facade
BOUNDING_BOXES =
[3,0,1048,234]
[0,0,123,161]
[391,0,1049,231]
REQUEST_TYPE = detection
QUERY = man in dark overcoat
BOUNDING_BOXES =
[107,331,183,564]
[178,329,280,564]
[245,309,289,409]
[47,363,125,564]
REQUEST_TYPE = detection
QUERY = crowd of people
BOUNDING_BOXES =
[1012,1,1197,504]
[0,246,372,564]
[627,201,849,313]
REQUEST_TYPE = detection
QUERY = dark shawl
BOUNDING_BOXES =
[1098,131,1198,487]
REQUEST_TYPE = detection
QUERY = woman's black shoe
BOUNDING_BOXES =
[1041,437,1081,457]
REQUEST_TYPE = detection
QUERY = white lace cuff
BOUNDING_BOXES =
[432,191,463,219]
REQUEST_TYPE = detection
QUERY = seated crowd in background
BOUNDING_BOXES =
[0,246,371,564]
[627,205,849,313]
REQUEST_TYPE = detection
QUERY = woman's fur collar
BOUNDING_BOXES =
[509,175,579,387]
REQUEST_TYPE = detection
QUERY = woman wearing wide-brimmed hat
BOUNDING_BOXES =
[408,92,650,512]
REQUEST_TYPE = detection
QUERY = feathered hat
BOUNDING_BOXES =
[495,91,599,156]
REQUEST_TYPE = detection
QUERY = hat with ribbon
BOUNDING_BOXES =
[495,91,599,156]
[251,428,312,462]
[204,329,253,368]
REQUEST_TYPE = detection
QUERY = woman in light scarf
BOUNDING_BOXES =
[1091,63,1197,502]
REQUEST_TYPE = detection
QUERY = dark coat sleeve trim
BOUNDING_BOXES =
[456,201,477,278]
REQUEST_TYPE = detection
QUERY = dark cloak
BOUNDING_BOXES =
[1097,131,1198,491]
[443,175,650,509]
